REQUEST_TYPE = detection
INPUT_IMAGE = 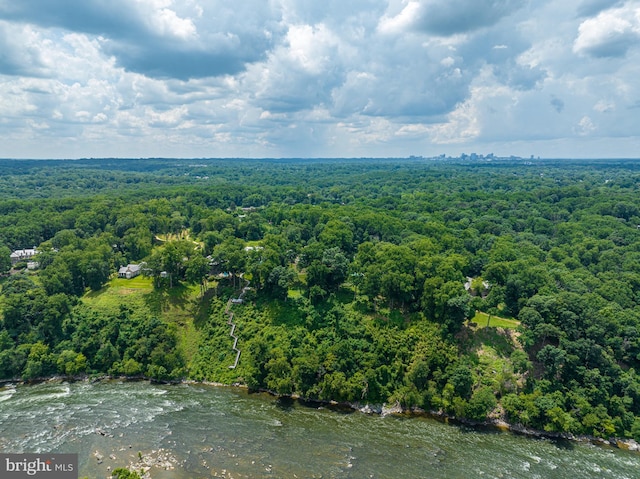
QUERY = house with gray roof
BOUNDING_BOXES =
[118,264,142,279]
[10,248,38,265]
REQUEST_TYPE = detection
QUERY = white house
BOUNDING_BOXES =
[10,247,38,265]
[118,264,142,279]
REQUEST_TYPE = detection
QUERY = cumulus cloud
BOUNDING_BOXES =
[0,22,45,76]
[452,22,548,91]
[331,32,472,119]
[0,0,639,158]
[285,23,341,75]
[244,22,345,114]
[0,0,278,79]
[378,1,423,35]
[575,115,596,135]
[380,0,526,36]
[594,100,615,112]
[428,95,482,144]
[573,3,640,58]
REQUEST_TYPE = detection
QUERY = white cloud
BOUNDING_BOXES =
[427,69,514,144]
[285,24,339,74]
[146,105,188,127]
[575,115,596,135]
[429,99,481,144]
[148,7,197,40]
[0,0,639,158]
[378,1,422,35]
[573,3,640,57]
[440,56,456,67]
[0,21,46,76]
[594,100,615,112]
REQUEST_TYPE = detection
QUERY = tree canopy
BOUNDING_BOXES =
[3,157,640,439]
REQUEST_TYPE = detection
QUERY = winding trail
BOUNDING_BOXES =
[225,277,251,369]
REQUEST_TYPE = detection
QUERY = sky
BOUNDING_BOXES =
[1,0,639,159]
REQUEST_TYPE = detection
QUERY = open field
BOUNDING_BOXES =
[471,310,520,330]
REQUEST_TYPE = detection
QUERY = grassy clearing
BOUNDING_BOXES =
[287,289,302,299]
[459,318,526,395]
[145,283,200,316]
[111,275,154,291]
[155,230,203,250]
[155,230,192,242]
[464,327,518,357]
[82,276,154,314]
[472,310,520,329]
[257,296,305,327]
[82,276,207,366]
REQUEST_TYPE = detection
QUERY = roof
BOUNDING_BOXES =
[10,248,38,258]
[119,264,141,274]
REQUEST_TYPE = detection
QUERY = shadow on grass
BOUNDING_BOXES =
[193,289,217,329]
[462,326,516,358]
[334,287,356,304]
[84,286,109,299]
[144,282,192,314]
[255,295,305,327]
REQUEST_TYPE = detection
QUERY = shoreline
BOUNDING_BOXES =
[185,379,640,452]
[4,375,640,452]
[354,401,640,453]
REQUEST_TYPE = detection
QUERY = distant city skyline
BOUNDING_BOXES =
[1,1,639,159]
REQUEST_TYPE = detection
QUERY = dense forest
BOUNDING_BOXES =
[2,157,640,440]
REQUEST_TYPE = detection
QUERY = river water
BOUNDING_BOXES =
[1,380,639,479]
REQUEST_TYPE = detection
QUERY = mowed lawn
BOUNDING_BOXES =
[472,310,520,329]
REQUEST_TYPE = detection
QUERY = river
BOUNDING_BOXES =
[1,380,639,478]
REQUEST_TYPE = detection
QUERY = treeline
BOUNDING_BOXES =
[2,158,640,439]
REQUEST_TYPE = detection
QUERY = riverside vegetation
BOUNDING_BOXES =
[2,157,640,441]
